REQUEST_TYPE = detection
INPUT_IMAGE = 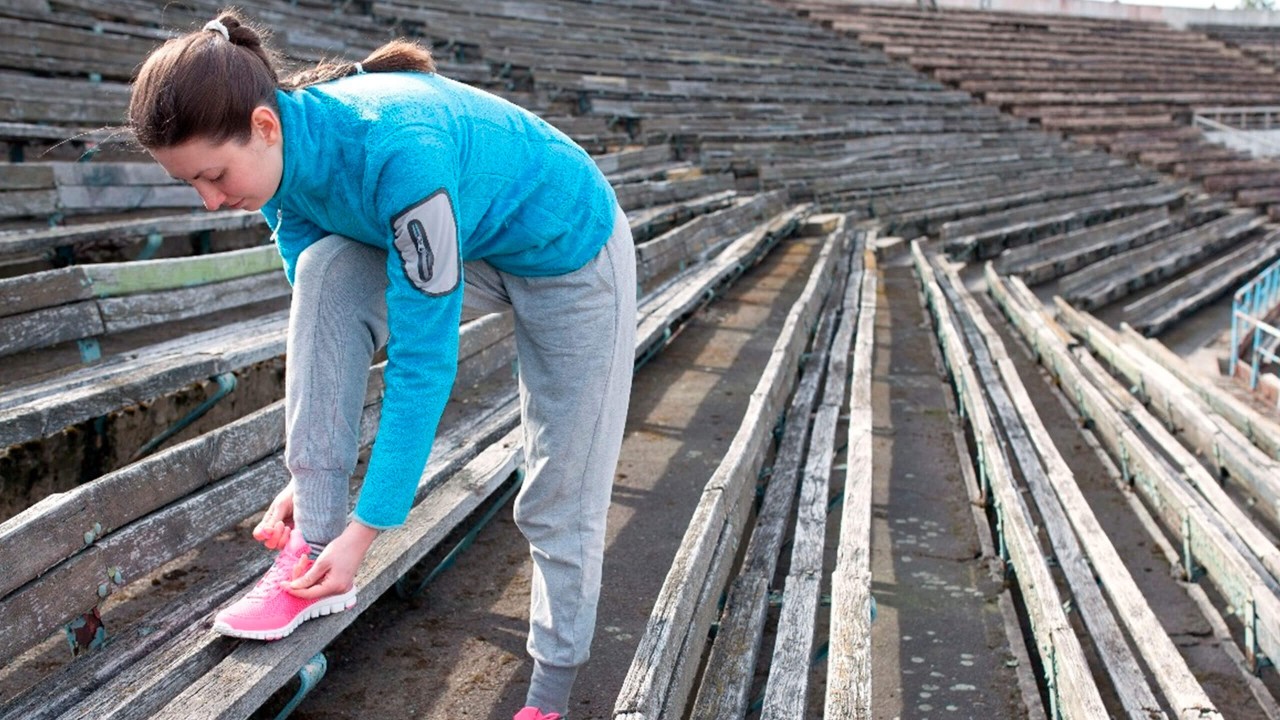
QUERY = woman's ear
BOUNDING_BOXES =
[251,105,282,146]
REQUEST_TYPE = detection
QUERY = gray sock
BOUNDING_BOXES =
[526,660,578,716]
[305,540,326,560]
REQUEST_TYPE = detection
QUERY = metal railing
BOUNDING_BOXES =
[1193,112,1280,158]
[1196,105,1280,130]
[1230,255,1280,396]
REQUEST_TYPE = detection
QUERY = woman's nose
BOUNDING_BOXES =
[196,183,225,211]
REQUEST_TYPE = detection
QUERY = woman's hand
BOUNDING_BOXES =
[287,520,379,599]
[252,483,296,550]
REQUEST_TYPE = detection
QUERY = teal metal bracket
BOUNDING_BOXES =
[136,232,164,261]
[634,327,672,371]
[1181,514,1201,582]
[395,469,525,600]
[274,652,327,720]
[64,606,106,657]
[78,337,102,363]
[130,373,237,461]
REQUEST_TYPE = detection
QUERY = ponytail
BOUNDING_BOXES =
[129,9,434,149]
[281,40,435,90]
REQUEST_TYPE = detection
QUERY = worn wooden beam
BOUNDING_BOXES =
[953,264,1215,718]
[691,229,850,718]
[988,269,1280,671]
[1059,300,1280,537]
[147,434,524,720]
[82,245,282,298]
[824,243,877,719]
[761,227,864,718]
[915,242,1107,719]
[615,219,845,720]
[1117,324,1280,462]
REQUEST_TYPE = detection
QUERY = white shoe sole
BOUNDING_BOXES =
[212,590,358,641]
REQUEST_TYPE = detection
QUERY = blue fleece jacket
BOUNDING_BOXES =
[262,71,618,529]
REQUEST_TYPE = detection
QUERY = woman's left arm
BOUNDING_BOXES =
[288,129,465,597]
[354,128,466,531]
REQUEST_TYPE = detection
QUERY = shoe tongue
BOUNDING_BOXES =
[282,527,307,555]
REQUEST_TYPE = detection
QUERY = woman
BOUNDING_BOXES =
[129,11,635,719]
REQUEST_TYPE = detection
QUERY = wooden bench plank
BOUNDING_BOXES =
[1058,300,1280,553]
[0,210,263,257]
[0,266,90,318]
[1123,230,1280,336]
[914,242,1108,719]
[97,273,291,334]
[949,263,1214,717]
[0,301,103,356]
[988,271,1280,671]
[38,404,519,720]
[1117,325,1280,462]
[824,243,877,718]
[761,228,864,717]
[615,219,846,720]
[690,227,852,718]
[148,434,524,720]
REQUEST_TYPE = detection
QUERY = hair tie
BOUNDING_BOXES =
[354,62,366,75]
[203,19,230,42]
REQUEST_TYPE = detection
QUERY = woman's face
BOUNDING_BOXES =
[150,105,283,213]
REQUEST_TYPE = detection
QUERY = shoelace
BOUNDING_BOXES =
[244,548,309,600]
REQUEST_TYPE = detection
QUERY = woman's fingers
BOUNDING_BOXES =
[287,562,352,599]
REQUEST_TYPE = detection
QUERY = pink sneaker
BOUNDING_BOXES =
[212,527,356,640]
[513,709,561,720]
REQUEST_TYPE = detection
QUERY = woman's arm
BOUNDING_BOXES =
[352,128,465,530]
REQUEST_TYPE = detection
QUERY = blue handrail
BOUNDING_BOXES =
[1230,255,1280,391]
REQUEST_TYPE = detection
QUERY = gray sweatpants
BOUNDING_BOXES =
[283,206,635,701]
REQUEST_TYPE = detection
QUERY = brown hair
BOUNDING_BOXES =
[128,8,435,149]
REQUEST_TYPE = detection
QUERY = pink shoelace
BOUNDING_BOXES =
[243,547,312,601]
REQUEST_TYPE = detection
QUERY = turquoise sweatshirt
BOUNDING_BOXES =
[262,71,618,529]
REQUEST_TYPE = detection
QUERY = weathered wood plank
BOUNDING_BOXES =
[615,219,845,720]
[0,553,265,720]
[1123,230,1280,336]
[635,205,807,358]
[0,210,263,257]
[0,163,54,190]
[988,270,1280,670]
[98,273,291,334]
[1056,299,1280,576]
[0,456,286,667]
[761,573,822,717]
[690,229,850,719]
[39,390,518,720]
[915,243,1107,719]
[825,245,878,719]
[57,185,203,212]
[83,245,282,297]
[762,232,864,717]
[0,310,289,449]
[0,300,103,356]
[1117,324,1280,462]
[0,401,284,602]
[953,264,1212,718]
[0,266,91,318]
[0,188,58,219]
[145,434,524,720]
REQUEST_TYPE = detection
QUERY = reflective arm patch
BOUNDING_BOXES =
[390,189,460,297]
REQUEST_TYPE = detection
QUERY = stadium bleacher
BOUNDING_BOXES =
[4,0,1280,718]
